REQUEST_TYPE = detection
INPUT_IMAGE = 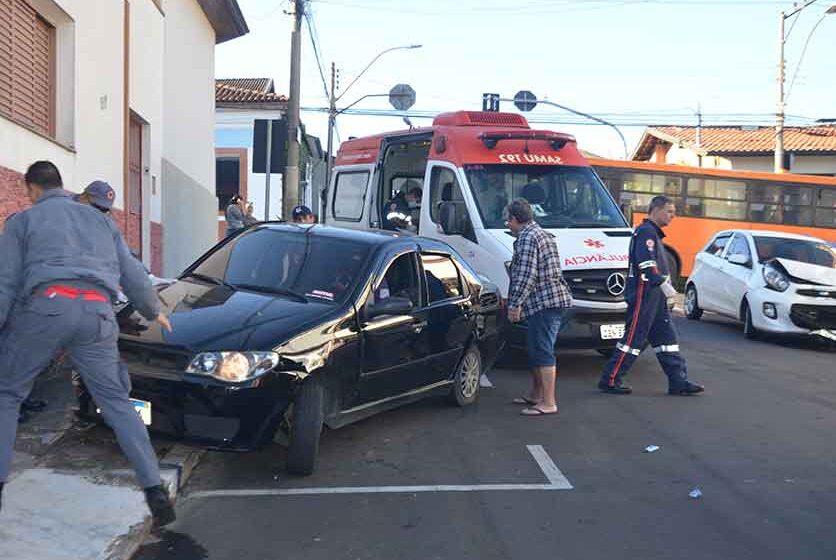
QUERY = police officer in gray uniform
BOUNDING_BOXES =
[0,161,175,526]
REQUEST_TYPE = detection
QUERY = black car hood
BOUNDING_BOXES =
[119,279,343,352]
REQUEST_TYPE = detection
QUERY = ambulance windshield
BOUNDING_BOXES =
[465,165,627,230]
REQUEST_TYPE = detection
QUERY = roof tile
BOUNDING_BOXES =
[650,125,836,155]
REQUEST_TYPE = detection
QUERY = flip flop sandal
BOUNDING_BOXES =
[512,396,539,405]
[520,406,558,416]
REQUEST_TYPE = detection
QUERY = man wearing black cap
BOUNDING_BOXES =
[292,204,316,224]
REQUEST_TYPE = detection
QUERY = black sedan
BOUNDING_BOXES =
[76,224,502,475]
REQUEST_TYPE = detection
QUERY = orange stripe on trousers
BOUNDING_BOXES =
[608,280,645,386]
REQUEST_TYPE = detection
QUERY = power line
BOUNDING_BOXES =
[303,4,341,143]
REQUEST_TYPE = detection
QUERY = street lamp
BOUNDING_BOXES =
[775,1,836,173]
[324,44,422,194]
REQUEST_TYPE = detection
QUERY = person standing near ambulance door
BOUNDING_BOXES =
[506,199,573,416]
[598,195,705,396]
[0,161,176,525]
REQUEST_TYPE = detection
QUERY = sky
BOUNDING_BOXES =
[216,0,836,159]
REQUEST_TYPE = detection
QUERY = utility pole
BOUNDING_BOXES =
[325,62,336,208]
[284,0,304,220]
[696,103,703,168]
[775,10,786,173]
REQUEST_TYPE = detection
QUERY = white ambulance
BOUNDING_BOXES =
[325,111,631,353]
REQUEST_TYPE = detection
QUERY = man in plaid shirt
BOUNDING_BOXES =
[506,198,572,416]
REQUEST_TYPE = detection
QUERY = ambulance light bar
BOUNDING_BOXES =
[478,131,576,151]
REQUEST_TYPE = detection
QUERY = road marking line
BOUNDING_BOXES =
[189,484,562,499]
[187,445,573,500]
[526,444,573,489]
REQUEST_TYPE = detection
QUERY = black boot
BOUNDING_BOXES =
[144,485,176,527]
[598,381,633,394]
[669,382,705,396]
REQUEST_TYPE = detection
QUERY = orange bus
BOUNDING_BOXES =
[589,158,836,280]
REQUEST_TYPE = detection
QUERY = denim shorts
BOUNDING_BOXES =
[526,308,564,367]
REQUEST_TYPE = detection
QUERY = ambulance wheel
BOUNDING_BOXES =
[685,284,703,320]
[286,379,324,476]
[742,300,759,340]
[450,345,481,407]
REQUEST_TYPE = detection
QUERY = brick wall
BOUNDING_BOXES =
[150,222,163,276]
[1,165,163,274]
[0,165,30,231]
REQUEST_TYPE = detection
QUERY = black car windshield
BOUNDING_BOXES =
[188,228,372,303]
[754,236,836,268]
[465,164,627,229]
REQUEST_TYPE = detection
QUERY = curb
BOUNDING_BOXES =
[103,444,205,560]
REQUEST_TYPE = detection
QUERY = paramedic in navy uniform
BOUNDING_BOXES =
[598,195,705,396]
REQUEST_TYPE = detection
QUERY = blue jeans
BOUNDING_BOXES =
[526,308,564,368]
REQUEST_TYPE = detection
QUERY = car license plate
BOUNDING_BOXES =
[131,398,152,426]
[600,324,625,340]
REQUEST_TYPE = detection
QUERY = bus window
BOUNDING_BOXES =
[748,203,783,224]
[687,198,747,220]
[815,189,836,228]
[623,173,682,196]
[686,178,746,201]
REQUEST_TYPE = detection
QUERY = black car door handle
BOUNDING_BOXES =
[412,320,427,333]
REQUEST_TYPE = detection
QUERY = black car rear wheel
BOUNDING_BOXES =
[286,379,324,476]
[450,345,481,407]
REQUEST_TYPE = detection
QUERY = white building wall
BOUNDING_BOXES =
[161,0,218,276]
[0,0,124,199]
[129,0,165,262]
[790,155,836,176]
[725,156,774,173]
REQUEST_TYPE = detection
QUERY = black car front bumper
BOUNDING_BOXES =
[503,307,626,351]
[75,362,297,452]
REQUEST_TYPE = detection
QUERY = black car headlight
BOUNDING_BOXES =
[186,351,279,382]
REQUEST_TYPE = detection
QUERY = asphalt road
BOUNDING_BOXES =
[136,313,836,560]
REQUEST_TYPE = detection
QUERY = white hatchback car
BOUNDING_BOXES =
[685,230,836,341]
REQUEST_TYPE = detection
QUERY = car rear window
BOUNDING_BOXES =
[190,228,372,303]
[754,236,836,268]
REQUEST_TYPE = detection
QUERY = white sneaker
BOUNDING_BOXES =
[479,374,494,388]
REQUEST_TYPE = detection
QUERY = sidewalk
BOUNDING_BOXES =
[0,365,202,560]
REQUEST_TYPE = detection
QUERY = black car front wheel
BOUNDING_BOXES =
[449,345,481,407]
[286,379,324,476]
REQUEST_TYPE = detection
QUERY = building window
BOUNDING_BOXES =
[215,148,248,214]
[0,0,55,137]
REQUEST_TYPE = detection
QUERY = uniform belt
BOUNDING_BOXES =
[43,285,108,302]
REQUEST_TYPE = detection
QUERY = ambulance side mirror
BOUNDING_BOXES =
[439,202,464,236]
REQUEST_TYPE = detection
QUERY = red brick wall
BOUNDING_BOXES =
[1,166,163,274]
[0,165,30,231]
[150,221,163,276]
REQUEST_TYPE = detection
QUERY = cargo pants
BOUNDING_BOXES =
[599,282,690,391]
[0,290,161,488]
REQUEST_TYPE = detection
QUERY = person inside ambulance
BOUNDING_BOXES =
[384,182,422,232]
[520,182,548,218]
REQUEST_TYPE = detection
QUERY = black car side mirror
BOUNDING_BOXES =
[367,296,414,319]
